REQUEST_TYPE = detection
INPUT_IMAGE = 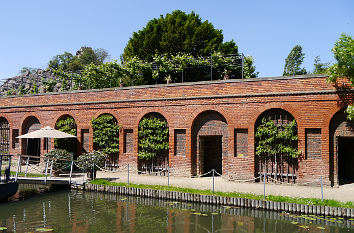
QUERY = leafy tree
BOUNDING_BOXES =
[138,116,169,160]
[327,33,354,120]
[48,47,110,72]
[313,55,329,74]
[122,10,237,62]
[48,52,75,71]
[94,48,110,64]
[283,45,307,76]
[243,56,259,79]
[91,114,120,156]
[55,116,77,154]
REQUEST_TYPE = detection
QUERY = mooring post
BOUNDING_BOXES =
[25,156,29,177]
[49,159,54,177]
[44,159,49,184]
[69,160,74,185]
[212,169,215,194]
[167,165,170,187]
[127,164,130,185]
[263,171,266,200]
[82,168,85,184]
[92,163,95,180]
[15,155,21,181]
[0,155,3,182]
[320,176,324,201]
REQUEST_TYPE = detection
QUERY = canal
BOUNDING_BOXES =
[0,187,353,232]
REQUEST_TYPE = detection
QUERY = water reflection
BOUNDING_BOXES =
[0,190,353,233]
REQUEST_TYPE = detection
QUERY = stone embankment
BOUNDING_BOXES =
[82,183,354,218]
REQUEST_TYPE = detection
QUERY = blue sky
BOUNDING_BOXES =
[0,0,353,80]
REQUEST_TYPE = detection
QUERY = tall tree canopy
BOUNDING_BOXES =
[283,45,307,76]
[327,33,354,120]
[122,10,238,62]
[48,47,110,72]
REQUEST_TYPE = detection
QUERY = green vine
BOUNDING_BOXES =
[138,116,169,160]
[255,117,299,158]
[91,114,120,156]
[55,116,77,153]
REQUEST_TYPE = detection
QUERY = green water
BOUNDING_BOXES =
[0,189,353,233]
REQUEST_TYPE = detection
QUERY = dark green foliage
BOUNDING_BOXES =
[121,10,259,82]
[138,117,169,160]
[44,149,72,171]
[91,114,119,156]
[255,118,299,158]
[55,116,77,154]
[283,45,307,76]
[122,10,229,61]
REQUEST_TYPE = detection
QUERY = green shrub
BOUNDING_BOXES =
[44,149,72,171]
[76,151,106,170]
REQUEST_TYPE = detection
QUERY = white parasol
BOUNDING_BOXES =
[17,126,76,139]
[17,126,76,153]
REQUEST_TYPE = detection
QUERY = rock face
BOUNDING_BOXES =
[0,69,63,95]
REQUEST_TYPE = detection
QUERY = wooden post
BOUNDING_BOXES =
[69,161,74,185]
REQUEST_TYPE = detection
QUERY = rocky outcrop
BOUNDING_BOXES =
[0,69,62,95]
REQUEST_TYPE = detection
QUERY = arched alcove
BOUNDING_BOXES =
[21,116,41,156]
[0,117,10,154]
[192,110,228,176]
[329,110,354,185]
[255,108,298,183]
[92,113,119,169]
[138,112,169,175]
[55,115,77,158]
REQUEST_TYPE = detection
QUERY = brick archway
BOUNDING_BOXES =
[329,109,354,186]
[21,116,41,156]
[254,108,298,183]
[0,117,10,154]
[137,112,169,174]
[192,110,228,176]
[54,114,78,157]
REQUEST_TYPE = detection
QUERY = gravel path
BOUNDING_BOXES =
[96,171,354,202]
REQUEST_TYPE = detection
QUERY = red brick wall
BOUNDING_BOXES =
[0,75,353,185]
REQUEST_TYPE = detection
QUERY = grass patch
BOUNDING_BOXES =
[6,171,46,178]
[89,179,354,208]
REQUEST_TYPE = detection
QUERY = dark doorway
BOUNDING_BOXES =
[27,138,40,156]
[338,137,354,185]
[200,136,222,175]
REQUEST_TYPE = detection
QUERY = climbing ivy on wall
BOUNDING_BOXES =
[138,117,169,160]
[55,116,77,153]
[91,114,120,156]
[255,117,299,158]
